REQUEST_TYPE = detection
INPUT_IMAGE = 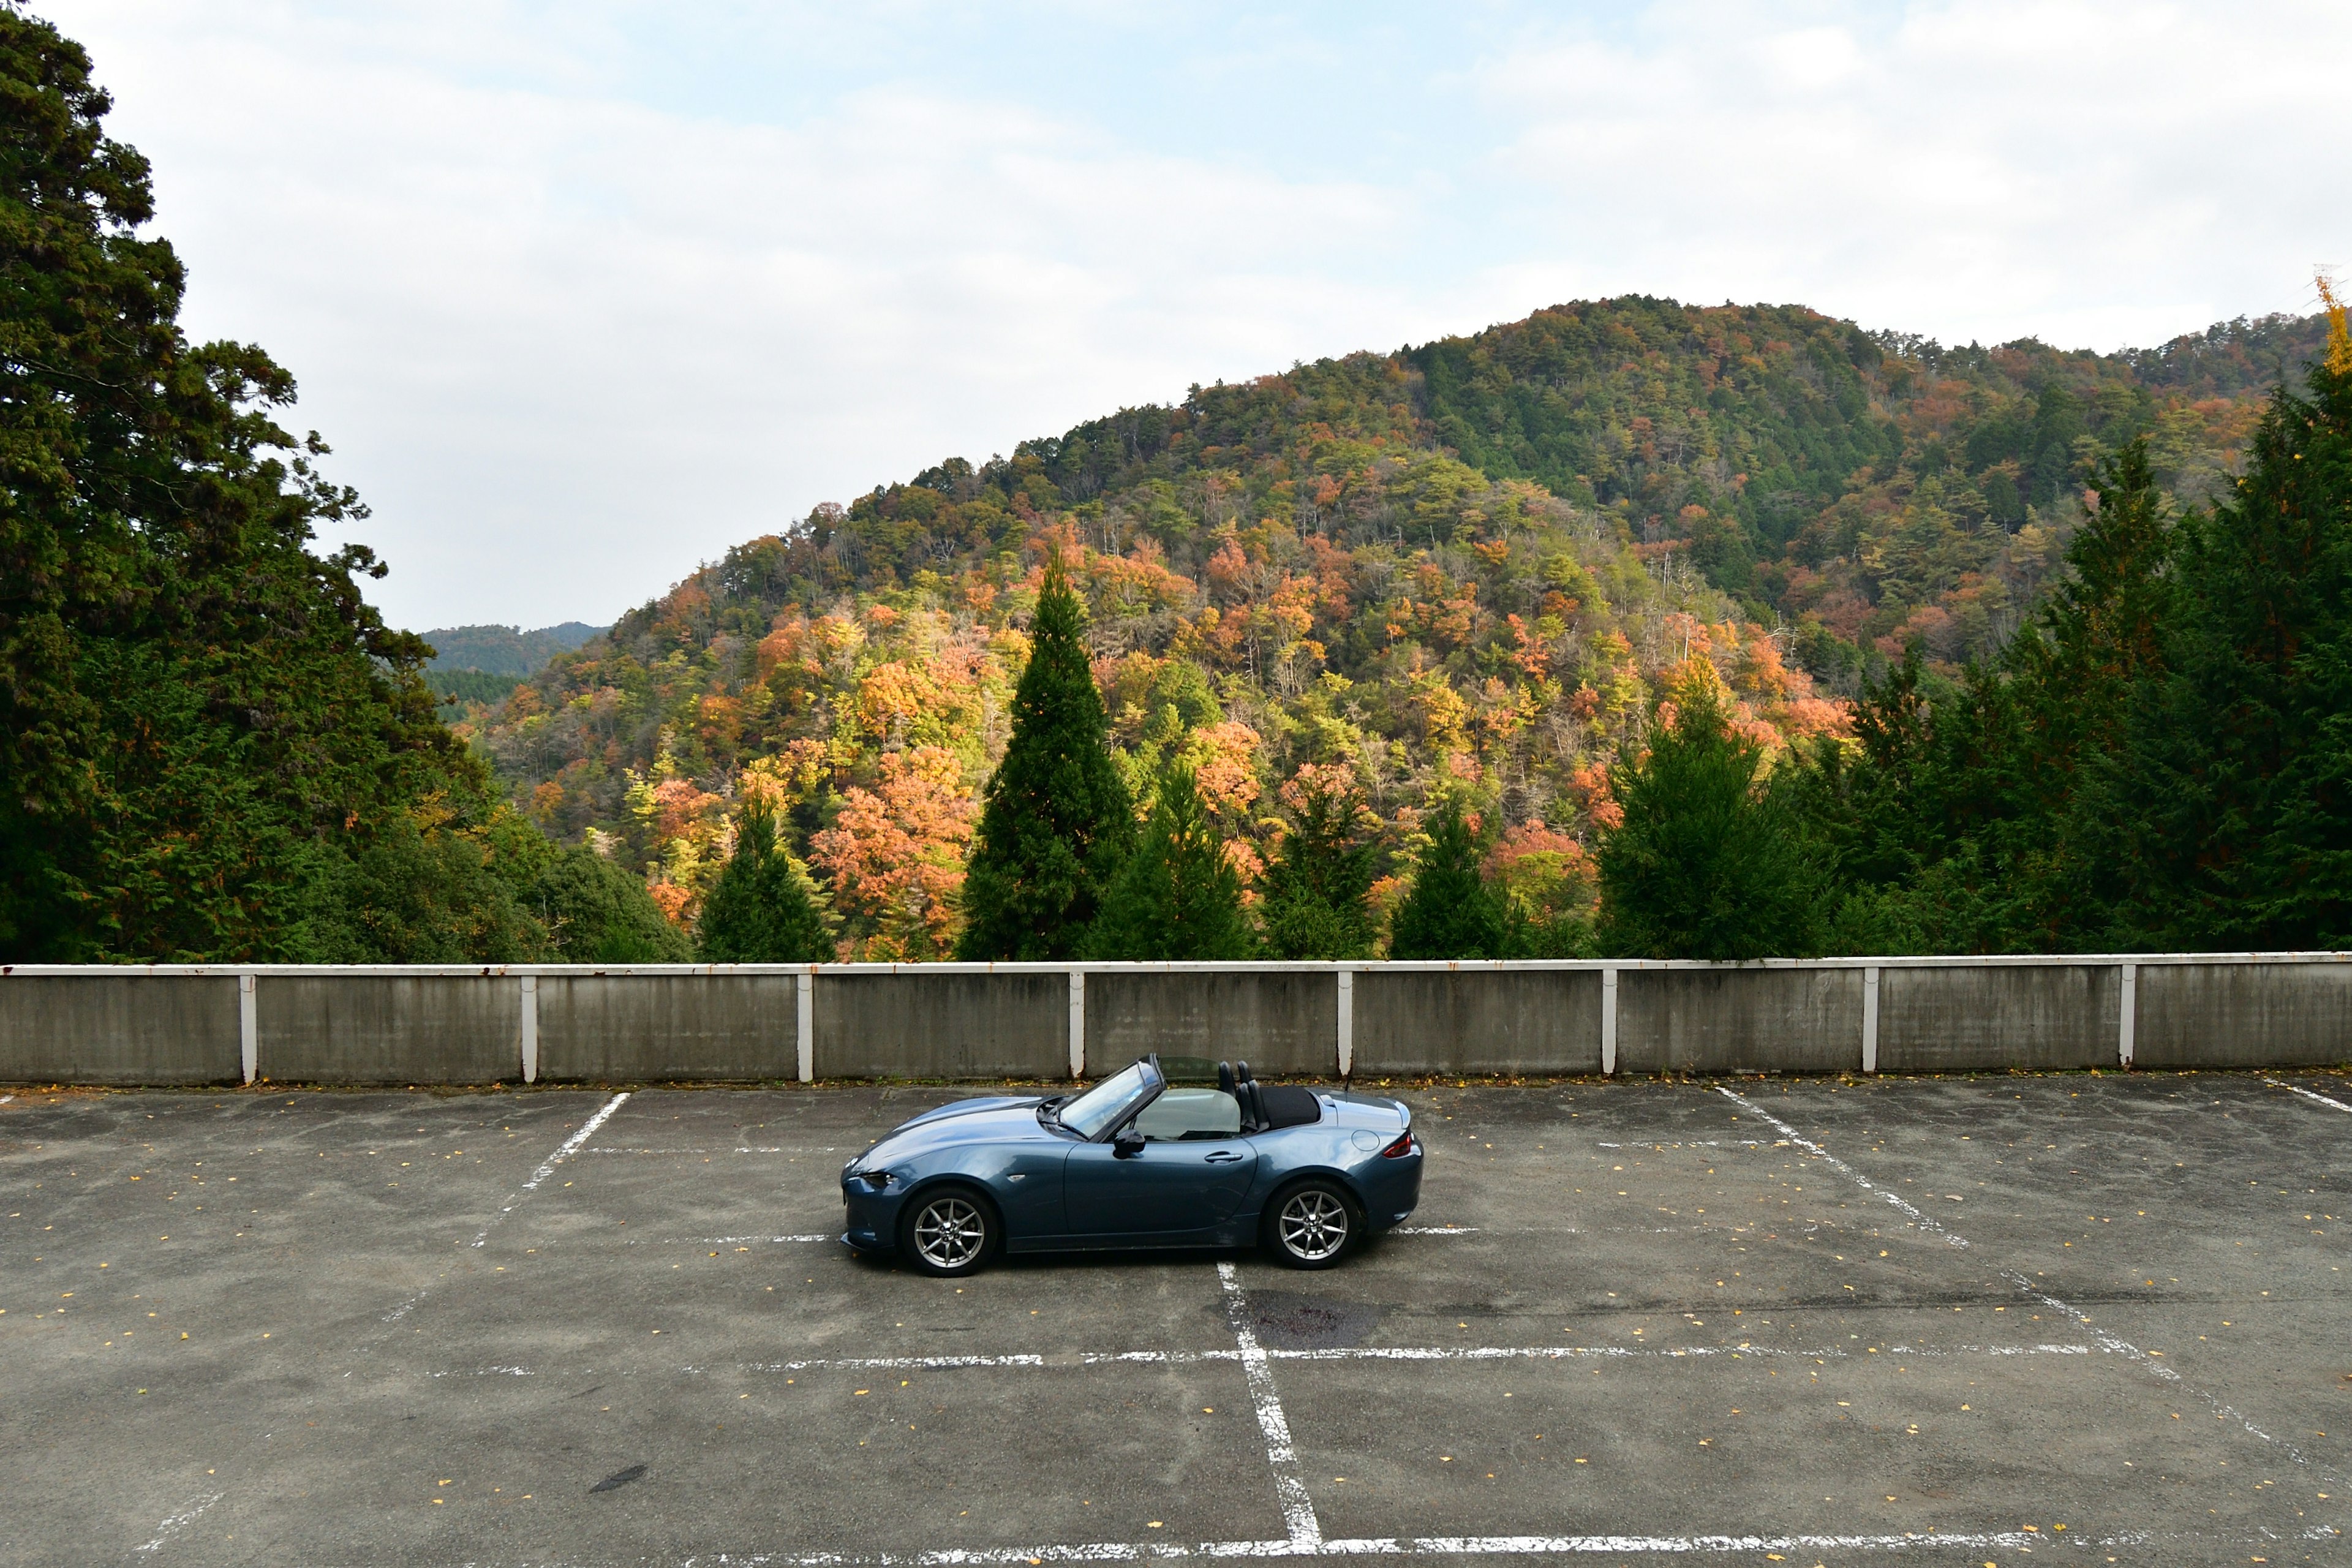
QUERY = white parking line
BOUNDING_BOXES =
[1716,1084,2342,1485]
[2267,1077,2352,1114]
[559,1522,2349,1562]
[131,1491,222,1553]
[471,1092,631,1248]
[1218,1261,1322,1552]
[1711,1088,1966,1250]
[663,1235,837,1245]
[428,1340,2101,1381]
[584,1145,828,1155]
[384,1093,632,1324]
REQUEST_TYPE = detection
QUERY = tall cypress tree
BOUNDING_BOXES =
[1084,764,1253,959]
[1597,685,1821,960]
[1259,769,1377,959]
[957,559,1131,959]
[2091,320,2352,948]
[698,802,832,962]
[0,12,488,959]
[1388,797,1508,959]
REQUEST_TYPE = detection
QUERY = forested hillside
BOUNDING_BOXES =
[463,298,2327,958]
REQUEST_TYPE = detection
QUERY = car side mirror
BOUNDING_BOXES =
[1113,1127,1144,1159]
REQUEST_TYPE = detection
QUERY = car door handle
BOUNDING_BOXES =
[1203,1150,1244,1163]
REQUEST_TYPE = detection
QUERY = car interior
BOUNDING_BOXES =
[1128,1058,1324,1140]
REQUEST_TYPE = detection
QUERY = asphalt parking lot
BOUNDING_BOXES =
[4,1070,2350,1567]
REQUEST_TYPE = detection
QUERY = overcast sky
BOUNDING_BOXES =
[48,0,2350,633]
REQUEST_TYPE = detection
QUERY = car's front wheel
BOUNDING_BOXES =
[898,1186,997,1277]
[1262,1179,1359,1269]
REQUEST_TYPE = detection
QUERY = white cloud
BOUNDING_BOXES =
[1476,1,2348,349]
[56,2,1430,629]
[39,0,2350,630]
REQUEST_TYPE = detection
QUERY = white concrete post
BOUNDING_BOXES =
[519,974,538,1084]
[1068,968,1086,1080]
[796,968,815,1084]
[1600,966,1618,1076]
[2119,962,2137,1068]
[1861,965,1880,1074]
[238,972,257,1085]
[1336,969,1354,1079]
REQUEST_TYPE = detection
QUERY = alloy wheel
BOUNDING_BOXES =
[911,1196,987,1270]
[1278,1189,1350,1261]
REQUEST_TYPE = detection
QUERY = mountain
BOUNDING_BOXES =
[461,295,2329,959]
[424,621,606,676]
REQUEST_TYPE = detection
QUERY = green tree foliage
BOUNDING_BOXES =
[696,802,832,962]
[1598,686,1822,960]
[957,559,1131,959]
[1388,799,1508,959]
[1085,764,1253,960]
[529,846,693,962]
[1795,339,2352,954]
[1257,771,1378,959]
[2093,360,2352,946]
[0,10,492,960]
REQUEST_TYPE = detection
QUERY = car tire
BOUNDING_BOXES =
[897,1185,998,1278]
[1261,1178,1360,1270]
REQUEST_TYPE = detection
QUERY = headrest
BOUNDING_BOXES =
[1216,1061,1237,1095]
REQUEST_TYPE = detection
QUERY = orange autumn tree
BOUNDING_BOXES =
[810,746,980,960]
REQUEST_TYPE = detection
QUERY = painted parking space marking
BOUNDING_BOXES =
[469,1091,631,1248]
[583,1145,813,1155]
[511,1521,2346,1562]
[1716,1084,2342,1485]
[1219,1260,1322,1551]
[385,1092,634,1324]
[424,1339,2104,1381]
[2267,1076,2352,1114]
[131,1491,222,1554]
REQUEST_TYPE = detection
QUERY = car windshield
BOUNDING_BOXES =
[1057,1060,1160,1140]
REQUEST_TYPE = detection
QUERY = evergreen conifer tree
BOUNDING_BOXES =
[1598,685,1821,959]
[1387,797,1508,959]
[530,846,695,962]
[1258,769,1377,959]
[2092,311,2352,947]
[697,802,832,962]
[957,559,1131,958]
[1084,764,1253,959]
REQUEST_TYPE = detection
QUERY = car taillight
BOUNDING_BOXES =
[1380,1132,1415,1158]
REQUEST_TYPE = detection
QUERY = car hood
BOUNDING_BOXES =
[849,1096,1057,1172]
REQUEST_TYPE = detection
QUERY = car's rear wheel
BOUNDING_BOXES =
[899,1186,997,1277]
[1262,1179,1359,1269]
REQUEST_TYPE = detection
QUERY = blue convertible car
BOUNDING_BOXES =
[840,1055,1422,1275]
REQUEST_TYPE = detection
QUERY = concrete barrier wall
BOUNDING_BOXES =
[1879,964,2119,1072]
[816,971,1066,1080]
[1618,967,1863,1075]
[2136,963,2352,1068]
[539,975,791,1082]
[0,974,241,1085]
[1085,970,1336,1076]
[1353,969,1603,1077]
[5,958,2350,1085]
[257,975,519,1085]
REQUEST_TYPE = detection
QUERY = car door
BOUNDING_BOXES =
[1062,1089,1257,1241]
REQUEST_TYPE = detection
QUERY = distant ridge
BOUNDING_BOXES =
[422,621,605,676]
